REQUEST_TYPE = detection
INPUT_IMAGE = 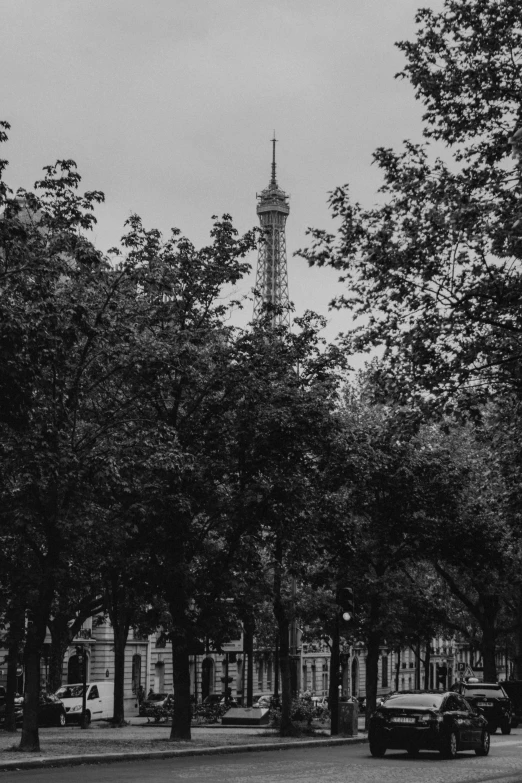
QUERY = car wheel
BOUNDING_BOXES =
[440,730,458,759]
[475,730,490,756]
[369,739,386,758]
[58,712,66,727]
[488,723,498,734]
[501,720,511,735]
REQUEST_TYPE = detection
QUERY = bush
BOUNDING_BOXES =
[269,697,322,728]
[192,702,229,724]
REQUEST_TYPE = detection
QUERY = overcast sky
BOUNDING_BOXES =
[1,0,444,342]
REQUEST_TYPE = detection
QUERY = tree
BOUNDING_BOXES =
[297,0,522,406]
[223,314,343,735]
[114,213,261,740]
[0,133,145,750]
[417,414,522,680]
[297,1,522,683]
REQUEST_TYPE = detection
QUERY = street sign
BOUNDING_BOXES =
[463,666,475,679]
[457,662,466,672]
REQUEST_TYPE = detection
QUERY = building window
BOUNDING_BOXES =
[381,656,388,688]
[311,664,317,693]
[302,664,308,691]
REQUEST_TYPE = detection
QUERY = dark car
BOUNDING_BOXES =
[368,690,489,759]
[0,692,66,728]
[139,692,174,718]
[202,693,238,707]
[499,681,522,728]
[451,681,513,734]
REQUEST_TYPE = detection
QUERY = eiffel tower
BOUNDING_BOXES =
[253,134,291,327]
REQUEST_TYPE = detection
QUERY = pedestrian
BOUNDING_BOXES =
[137,684,145,705]
[148,687,154,698]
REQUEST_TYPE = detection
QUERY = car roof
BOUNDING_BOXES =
[387,690,449,696]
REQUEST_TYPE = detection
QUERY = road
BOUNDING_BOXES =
[3,732,522,782]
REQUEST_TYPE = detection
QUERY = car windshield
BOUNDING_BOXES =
[147,694,168,701]
[56,685,85,699]
[464,686,506,698]
[383,693,444,710]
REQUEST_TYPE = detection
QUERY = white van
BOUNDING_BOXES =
[55,682,114,724]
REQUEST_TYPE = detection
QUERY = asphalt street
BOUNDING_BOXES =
[3,733,522,783]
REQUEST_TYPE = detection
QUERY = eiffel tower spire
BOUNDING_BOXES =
[254,134,291,327]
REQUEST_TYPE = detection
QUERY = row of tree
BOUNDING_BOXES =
[3,0,522,751]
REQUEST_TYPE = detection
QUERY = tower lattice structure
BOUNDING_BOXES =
[254,135,291,327]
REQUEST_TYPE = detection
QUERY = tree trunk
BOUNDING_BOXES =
[365,594,381,727]
[274,641,279,699]
[4,605,24,733]
[48,617,70,693]
[513,588,522,679]
[272,541,296,737]
[171,643,192,740]
[415,640,421,690]
[395,647,400,691]
[105,575,132,726]
[481,621,498,682]
[112,625,128,726]
[277,614,295,736]
[328,615,340,735]
[19,630,41,752]
[424,636,431,689]
[245,622,254,707]
[5,640,19,733]
[481,596,499,682]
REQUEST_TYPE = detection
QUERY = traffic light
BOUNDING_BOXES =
[340,587,355,622]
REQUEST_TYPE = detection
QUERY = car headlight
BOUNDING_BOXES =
[70,705,82,712]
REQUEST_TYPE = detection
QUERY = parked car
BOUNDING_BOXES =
[139,692,174,719]
[0,692,66,728]
[202,693,238,707]
[55,681,114,724]
[450,681,513,734]
[368,690,489,759]
[499,681,522,728]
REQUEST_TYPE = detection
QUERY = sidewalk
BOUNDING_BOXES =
[0,719,367,771]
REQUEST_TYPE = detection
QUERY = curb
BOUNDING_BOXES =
[0,735,368,771]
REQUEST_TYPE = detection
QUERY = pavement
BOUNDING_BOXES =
[0,718,367,772]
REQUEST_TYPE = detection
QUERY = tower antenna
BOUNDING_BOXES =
[271,131,277,186]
